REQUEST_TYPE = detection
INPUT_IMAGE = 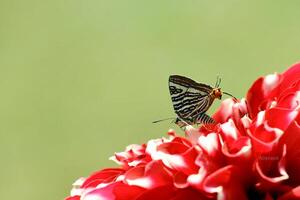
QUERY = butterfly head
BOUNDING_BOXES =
[212,88,222,100]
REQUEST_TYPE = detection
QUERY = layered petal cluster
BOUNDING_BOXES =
[66,63,300,200]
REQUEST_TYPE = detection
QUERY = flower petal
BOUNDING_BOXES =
[247,73,282,118]
[124,160,173,189]
[279,121,300,185]
[278,186,300,200]
[280,62,300,93]
[203,165,248,200]
[82,181,145,200]
[81,168,125,188]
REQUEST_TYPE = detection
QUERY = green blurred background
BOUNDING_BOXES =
[1,0,300,199]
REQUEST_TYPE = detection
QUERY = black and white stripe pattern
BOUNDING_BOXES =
[195,113,215,124]
[175,113,215,128]
[169,75,217,127]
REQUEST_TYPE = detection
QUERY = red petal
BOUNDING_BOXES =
[247,77,266,118]
[198,132,221,158]
[186,167,208,190]
[266,63,300,103]
[247,123,283,154]
[203,165,248,200]
[255,145,288,190]
[213,99,235,123]
[135,186,209,200]
[81,168,124,188]
[222,136,252,165]
[158,142,189,154]
[173,171,189,188]
[277,90,300,111]
[124,160,173,189]
[65,196,80,200]
[82,182,145,200]
[278,186,300,200]
[135,185,176,200]
[279,121,300,185]
[220,119,241,144]
[171,187,211,200]
[184,126,201,145]
[157,143,199,174]
[280,62,300,94]
[265,107,298,131]
[247,74,282,118]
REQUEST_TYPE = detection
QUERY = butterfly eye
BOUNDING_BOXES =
[213,89,222,99]
[213,89,219,95]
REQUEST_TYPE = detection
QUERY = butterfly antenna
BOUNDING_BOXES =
[223,91,237,100]
[218,77,221,88]
[215,76,221,88]
[152,117,175,123]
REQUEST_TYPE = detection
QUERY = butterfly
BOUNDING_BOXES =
[154,75,235,128]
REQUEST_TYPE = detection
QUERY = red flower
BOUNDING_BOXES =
[66,63,300,200]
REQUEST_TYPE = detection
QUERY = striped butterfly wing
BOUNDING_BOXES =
[196,113,215,124]
[169,75,213,122]
[174,113,215,128]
